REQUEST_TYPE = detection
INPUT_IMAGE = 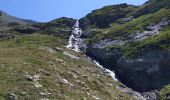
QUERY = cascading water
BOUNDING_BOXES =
[66,20,82,52]
[66,20,146,100]
[66,20,118,81]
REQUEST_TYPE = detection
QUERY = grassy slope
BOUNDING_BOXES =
[83,8,170,45]
[0,33,133,100]
[80,3,136,29]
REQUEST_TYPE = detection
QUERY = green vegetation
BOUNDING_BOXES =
[81,0,170,96]
[159,85,170,100]
[80,3,136,28]
[83,8,170,45]
[0,33,133,99]
[123,28,170,58]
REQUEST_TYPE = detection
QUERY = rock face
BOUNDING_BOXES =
[85,21,170,92]
[118,49,170,92]
[86,39,123,70]
[81,0,170,94]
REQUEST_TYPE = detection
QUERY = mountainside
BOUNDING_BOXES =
[79,3,137,29]
[0,10,142,100]
[0,10,36,25]
[1,0,170,99]
[80,0,170,99]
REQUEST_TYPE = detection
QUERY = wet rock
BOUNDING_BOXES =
[86,40,122,70]
[117,85,146,100]
[142,90,159,100]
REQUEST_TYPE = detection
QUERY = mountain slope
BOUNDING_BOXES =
[0,10,36,25]
[79,3,137,29]
[0,10,141,100]
[80,0,170,98]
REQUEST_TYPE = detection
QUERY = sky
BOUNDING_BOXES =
[0,0,148,22]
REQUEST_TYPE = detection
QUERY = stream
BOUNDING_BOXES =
[66,20,118,81]
[66,20,147,100]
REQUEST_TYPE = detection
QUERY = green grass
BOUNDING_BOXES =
[83,8,170,45]
[0,33,133,100]
[123,28,170,59]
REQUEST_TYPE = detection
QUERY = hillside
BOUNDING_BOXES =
[80,0,170,99]
[0,10,142,100]
[0,0,170,99]
[0,10,35,25]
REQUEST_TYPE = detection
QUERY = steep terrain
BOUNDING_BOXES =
[1,0,170,99]
[0,10,143,100]
[80,0,170,99]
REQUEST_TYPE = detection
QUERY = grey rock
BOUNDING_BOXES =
[117,85,146,100]
[117,50,170,92]
[5,93,18,100]
[93,39,125,49]
[122,16,134,22]
[129,17,170,42]
[63,51,79,59]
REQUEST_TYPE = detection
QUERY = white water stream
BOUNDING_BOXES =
[66,20,82,52]
[66,21,147,100]
[66,20,118,81]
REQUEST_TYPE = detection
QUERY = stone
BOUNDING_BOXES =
[63,51,79,59]
[82,75,88,79]
[54,47,64,51]
[5,93,18,100]
[25,75,33,81]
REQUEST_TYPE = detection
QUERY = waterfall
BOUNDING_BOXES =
[66,20,82,52]
[93,60,118,81]
[66,20,118,81]
[66,20,146,100]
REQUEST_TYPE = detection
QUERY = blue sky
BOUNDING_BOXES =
[0,0,148,22]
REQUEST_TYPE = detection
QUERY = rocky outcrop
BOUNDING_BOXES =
[117,49,170,92]
[79,3,136,29]
[83,16,170,93]
[131,0,170,18]
[129,17,170,41]
[86,39,123,70]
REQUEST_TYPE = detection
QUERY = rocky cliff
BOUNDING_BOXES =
[80,0,170,99]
